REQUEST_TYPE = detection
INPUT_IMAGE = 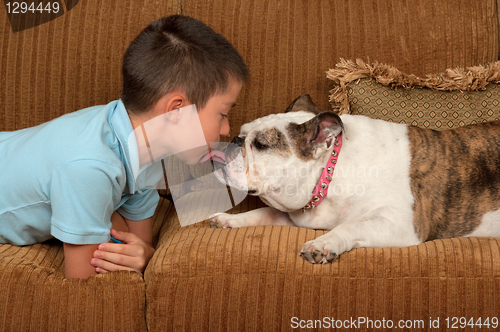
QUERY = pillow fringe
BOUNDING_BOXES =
[327,59,500,114]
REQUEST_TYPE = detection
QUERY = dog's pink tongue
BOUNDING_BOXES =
[199,150,226,164]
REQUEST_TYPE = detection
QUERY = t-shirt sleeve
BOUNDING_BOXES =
[117,189,159,221]
[49,160,123,244]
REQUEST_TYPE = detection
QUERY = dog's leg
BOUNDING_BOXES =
[210,207,294,228]
[299,215,420,264]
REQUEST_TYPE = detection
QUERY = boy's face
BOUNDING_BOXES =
[129,78,243,167]
[197,77,243,153]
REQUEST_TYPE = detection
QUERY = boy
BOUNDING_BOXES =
[0,15,249,279]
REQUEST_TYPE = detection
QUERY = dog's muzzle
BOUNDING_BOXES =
[211,136,248,192]
[230,135,245,147]
[226,136,245,161]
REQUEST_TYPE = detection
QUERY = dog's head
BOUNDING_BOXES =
[217,95,343,212]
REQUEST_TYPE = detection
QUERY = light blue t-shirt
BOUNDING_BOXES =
[0,100,161,246]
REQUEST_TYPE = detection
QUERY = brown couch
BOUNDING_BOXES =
[1,0,500,331]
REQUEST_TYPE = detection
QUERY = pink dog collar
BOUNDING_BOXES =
[302,133,342,212]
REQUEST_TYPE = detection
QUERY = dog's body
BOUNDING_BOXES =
[210,95,500,264]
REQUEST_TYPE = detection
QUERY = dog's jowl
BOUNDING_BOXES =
[210,94,500,264]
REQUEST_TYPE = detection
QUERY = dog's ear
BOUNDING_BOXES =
[305,112,344,148]
[284,94,324,114]
[288,111,344,159]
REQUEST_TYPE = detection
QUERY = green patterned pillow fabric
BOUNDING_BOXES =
[347,79,500,129]
[327,59,500,130]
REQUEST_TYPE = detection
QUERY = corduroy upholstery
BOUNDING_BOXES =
[147,211,500,331]
[1,0,500,331]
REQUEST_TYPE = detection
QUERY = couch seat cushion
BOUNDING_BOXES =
[145,196,500,331]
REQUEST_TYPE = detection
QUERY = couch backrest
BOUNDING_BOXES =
[0,0,181,132]
[1,0,498,139]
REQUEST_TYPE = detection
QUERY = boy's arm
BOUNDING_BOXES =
[91,215,155,274]
[63,217,155,278]
[109,210,153,246]
[63,243,99,279]
[124,216,153,246]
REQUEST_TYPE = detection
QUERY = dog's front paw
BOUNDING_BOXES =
[209,213,233,228]
[209,212,250,229]
[299,235,343,264]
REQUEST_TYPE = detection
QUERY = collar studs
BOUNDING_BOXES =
[301,133,342,212]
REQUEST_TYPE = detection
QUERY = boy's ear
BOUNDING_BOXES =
[165,93,188,111]
[162,93,189,123]
[166,96,185,111]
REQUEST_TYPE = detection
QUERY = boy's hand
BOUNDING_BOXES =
[91,228,155,274]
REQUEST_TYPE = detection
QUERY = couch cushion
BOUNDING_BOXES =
[328,59,500,129]
[146,196,500,331]
[182,0,499,139]
[0,242,147,332]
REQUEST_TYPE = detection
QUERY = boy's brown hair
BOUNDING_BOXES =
[121,15,250,114]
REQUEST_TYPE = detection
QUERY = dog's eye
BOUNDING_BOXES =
[253,139,268,150]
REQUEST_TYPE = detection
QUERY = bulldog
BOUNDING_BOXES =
[209,94,500,264]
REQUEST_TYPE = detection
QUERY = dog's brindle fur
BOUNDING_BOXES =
[409,121,500,241]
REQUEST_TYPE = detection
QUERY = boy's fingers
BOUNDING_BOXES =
[110,228,140,244]
[93,248,147,271]
[97,243,142,257]
[91,256,137,273]
[95,267,109,274]
[94,249,132,264]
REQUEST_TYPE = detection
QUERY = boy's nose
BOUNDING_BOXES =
[220,122,230,137]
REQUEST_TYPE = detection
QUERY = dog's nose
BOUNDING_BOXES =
[231,136,245,147]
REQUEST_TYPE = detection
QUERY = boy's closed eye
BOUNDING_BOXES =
[221,103,236,118]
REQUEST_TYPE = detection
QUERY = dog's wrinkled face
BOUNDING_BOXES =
[217,95,343,212]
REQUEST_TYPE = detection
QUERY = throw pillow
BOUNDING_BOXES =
[327,59,500,129]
